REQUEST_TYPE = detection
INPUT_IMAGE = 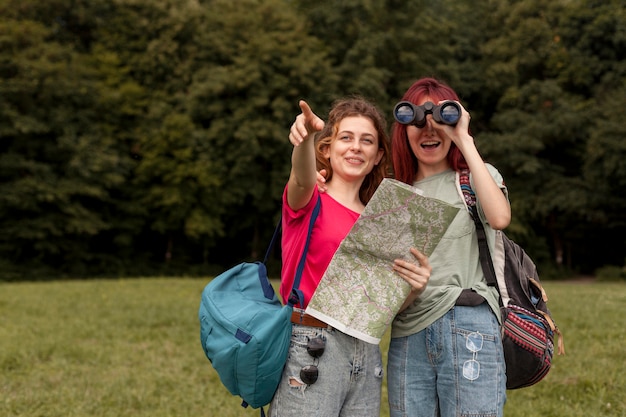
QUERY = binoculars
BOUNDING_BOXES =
[393,100,461,127]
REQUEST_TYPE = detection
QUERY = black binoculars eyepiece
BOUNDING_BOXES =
[393,100,461,127]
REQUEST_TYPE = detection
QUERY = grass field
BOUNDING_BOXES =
[1,278,624,417]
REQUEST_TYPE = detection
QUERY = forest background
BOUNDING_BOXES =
[1,0,625,281]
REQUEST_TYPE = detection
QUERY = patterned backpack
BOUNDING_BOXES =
[459,170,565,389]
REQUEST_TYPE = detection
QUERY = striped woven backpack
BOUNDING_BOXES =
[459,170,565,389]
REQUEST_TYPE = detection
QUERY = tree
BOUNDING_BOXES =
[293,0,478,108]
[477,0,626,272]
[1,0,624,279]
[0,1,132,277]
[182,0,338,265]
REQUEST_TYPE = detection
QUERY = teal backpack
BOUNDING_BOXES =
[198,197,320,410]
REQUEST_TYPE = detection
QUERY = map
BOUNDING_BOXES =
[305,178,459,344]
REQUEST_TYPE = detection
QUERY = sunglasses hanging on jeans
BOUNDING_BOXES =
[463,331,483,381]
[300,336,326,385]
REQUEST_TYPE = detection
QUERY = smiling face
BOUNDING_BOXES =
[406,96,453,176]
[323,115,384,183]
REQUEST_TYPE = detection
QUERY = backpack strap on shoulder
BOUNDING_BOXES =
[261,195,321,308]
[457,170,498,288]
[288,195,321,307]
[458,169,476,210]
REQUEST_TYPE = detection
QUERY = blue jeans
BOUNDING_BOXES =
[269,324,383,417]
[387,304,506,417]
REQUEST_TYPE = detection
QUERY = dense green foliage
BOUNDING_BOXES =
[1,0,625,279]
[0,278,624,416]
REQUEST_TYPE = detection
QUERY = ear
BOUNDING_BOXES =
[322,144,330,160]
[374,148,384,165]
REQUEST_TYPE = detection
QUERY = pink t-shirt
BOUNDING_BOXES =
[280,186,360,308]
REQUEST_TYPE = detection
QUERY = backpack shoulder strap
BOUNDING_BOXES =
[292,196,321,291]
[457,170,498,288]
[457,169,476,211]
[262,217,283,265]
[261,195,321,307]
[288,195,321,307]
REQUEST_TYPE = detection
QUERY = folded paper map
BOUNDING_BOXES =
[305,178,459,344]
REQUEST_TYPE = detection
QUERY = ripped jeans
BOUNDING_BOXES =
[268,324,383,417]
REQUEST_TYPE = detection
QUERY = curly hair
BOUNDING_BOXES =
[314,96,391,204]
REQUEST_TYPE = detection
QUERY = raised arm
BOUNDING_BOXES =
[435,102,511,230]
[287,100,325,211]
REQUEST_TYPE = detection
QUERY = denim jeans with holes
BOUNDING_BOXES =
[268,324,383,417]
[387,304,506,417]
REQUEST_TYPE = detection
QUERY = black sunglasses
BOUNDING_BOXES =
[300,336,326,385]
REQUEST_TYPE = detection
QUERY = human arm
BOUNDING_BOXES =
[287,100,325,211]
[434,102,511,229]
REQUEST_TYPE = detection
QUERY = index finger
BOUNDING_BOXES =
[299,100,314,118]
[298,100,324,133]
[409,248,429,266]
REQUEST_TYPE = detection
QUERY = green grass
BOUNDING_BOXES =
[0,279,624,417]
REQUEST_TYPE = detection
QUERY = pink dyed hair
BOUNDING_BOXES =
[391,77,469,185]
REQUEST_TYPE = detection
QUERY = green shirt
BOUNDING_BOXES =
[390,165,508,338]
